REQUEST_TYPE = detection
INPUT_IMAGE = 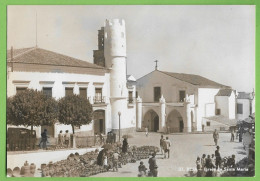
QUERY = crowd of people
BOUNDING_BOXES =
[195,146,236,177]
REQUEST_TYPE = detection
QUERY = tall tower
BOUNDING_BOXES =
[104,19,128,131]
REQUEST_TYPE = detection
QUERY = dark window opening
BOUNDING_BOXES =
[206,121,211,126]
[237,103,243,114]
[216,109,221,115]
[154,87,161,102]
[179,90,186,102]
[16,87,27,94]
[43,87,52,98]
[128,91,133,103]
[95,88,103,103]
[79,88,87,98]
[65,87,73,96]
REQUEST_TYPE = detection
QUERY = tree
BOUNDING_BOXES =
[58,94,93,134]
[7,89,58,132]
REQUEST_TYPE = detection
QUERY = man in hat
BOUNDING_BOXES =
[215,146,221,170]
[213,129,219,146]
[160,135,165,155]
[148,152,158,177]
[163,137,171,159]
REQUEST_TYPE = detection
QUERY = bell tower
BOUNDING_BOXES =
[104,19,128,131]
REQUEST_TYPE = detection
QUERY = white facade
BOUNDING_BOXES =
[7,19,136,138]
[215,91,236,119]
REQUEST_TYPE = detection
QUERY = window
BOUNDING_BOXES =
[179,90,186,102]
[16,87,27,94]
[65,87,73,96]
[43,87,52,98]
[206,121,211,126]
[79,88,87,98]
[95,88,102,103]
[128,91,133,103]
[154,87,161,102]
[237,103,243,114]
[216,109,221,115]
[136,91,138,98]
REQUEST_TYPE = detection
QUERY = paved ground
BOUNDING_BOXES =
[92,132,247,177]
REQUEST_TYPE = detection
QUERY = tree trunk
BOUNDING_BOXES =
[72,124,75,134]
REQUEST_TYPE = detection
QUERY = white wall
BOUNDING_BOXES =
[7,71,110,137]
[228,92,236,119]
[215,96,229,117]
[237,99,251,120]
[197,88,219,131]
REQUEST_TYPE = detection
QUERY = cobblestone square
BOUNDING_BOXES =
[93,132,246,177]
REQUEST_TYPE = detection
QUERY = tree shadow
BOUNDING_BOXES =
[204,145,216,146]
[120,171,132,174]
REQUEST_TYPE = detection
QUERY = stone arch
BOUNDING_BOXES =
[166,109,184,133]
[143,109,159,132]
[93,109,106,134]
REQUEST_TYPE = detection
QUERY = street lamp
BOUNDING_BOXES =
[118,111,121,142]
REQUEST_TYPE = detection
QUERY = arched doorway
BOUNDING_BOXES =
[167,110,184,133]
[143,110,159,132]
[93,110,105,134]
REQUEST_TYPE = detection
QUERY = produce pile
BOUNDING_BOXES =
[41,145,159,177]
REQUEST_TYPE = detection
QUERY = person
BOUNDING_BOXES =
[230,127,235,142]
[205,155,215,177]
[148,152,158,177]
[201,154,206,170]
[64,130,70,148]
[227,154,236,168]
[213,129,219,146]
[97,148,107,166]
[211,154,215,167]
[39,129,48,149]
[138,161,147,177]
[103,155,108,171]
[160,135,165,155]
[58,130,64,147]
[112,132,116,143]
[196,157,202,177]
[145,126,149,137]
[112,151,119,172]
[122,138,128,153]
[163,137,171,159]
[215,146,221,170]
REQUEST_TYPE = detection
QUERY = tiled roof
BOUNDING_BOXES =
[216,88,233,96]
[7,47,104,69]
[159,71,229,88]
[237,92,254,99]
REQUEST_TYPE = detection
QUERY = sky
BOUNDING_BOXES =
[7,5,255,92]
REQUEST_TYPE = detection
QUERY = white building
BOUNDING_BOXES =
[136,70,236,133]
[7,19,136,138]
[236,91,255,120]
[7,18,240,138]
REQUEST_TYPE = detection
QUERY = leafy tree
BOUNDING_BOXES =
[58,94,93,134]
[7,89,58,132]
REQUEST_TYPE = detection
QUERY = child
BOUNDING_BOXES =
[138,161,147,177]
[103,156,109,171]
[196,157,202,177]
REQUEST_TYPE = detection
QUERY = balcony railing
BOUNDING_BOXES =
[94,96,106,104]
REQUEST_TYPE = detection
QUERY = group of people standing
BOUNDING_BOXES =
[195,146,236,177]
[160,135,172,159]
[57,130,71,148]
